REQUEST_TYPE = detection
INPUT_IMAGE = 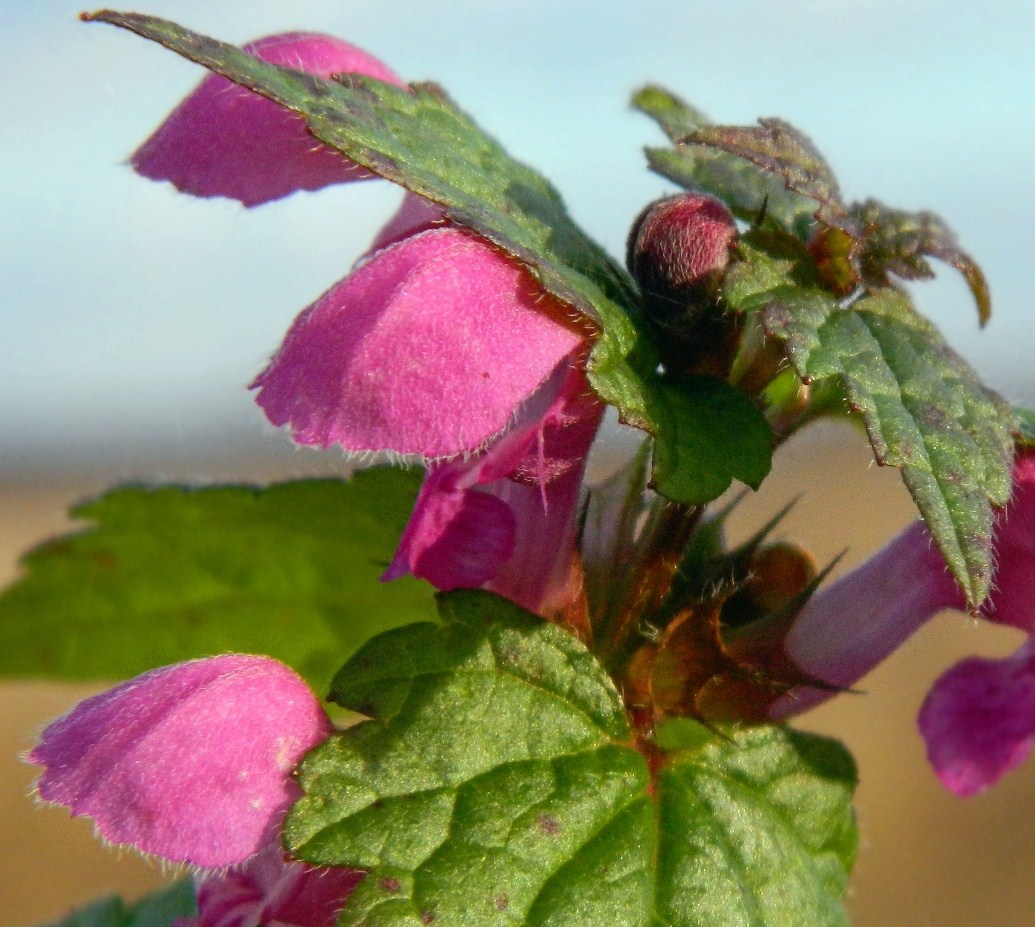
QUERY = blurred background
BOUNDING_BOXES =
[3,1,1034,924]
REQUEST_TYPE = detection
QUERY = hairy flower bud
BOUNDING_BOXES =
[626,193,738,376]
[627,193,736,331]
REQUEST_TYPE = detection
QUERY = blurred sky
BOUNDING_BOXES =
[2,0,1033,470]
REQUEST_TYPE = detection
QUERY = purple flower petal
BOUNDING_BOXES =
[28,655,332,868]
[771,520,962,718]
[385,358,603,616]
[919,642,1035,796]
[179,846,362,927]
[981,451,1035,633]
[252,228,586,459]
[133,32,404,206]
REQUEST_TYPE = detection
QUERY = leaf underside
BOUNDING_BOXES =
[85,11,772,505]
[286,591,857,927]
[0,469,433,687]
[764,287,1014,605]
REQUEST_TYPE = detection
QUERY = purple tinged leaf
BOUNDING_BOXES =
[684,118,856,236]
[851,198,992,326]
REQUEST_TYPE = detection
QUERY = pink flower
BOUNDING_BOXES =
[383,357,603,616]
[175,846,362,927]
[133,32,404,206]
[249,225,601,617]
[132,29,605,617]
[772,449,1035,794]
[251,228,587,460]
[28,655,333,868]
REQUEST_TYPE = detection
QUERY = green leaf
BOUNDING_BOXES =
[656,726,857,927]
[630,85,707,141]
[851,198,991,326]
[42,881,195,927]
[286,590,857,927]
[722,227,821,312]
[649,376,773,503]
[0,469,434,687]
[83,12,766,508]
[765,287,1015,606]
[1015,407,1035,447]
[686,119,855,237]
[634,88,816,234]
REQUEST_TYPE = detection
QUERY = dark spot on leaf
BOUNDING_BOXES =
[537,814,561,836]
[379,877,401,894]
[421,912,436,925]
[494,895,510,912]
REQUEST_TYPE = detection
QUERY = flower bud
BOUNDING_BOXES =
[626,193,737,339]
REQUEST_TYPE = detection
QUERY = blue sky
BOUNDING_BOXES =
[3,0,1033,466]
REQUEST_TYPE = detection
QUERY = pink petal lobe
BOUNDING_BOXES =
[919,642,1035,796]
[384,358,604,616]
[384,474,517,590]
[253,229,585,458]
[133,32,404,206]
[189,846,362,927]
[28,655,332,868]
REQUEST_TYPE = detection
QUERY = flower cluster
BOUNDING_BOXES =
[28,22,1035,927]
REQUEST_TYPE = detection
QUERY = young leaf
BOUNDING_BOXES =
[685,119,856,237]
[0,469,433,687]
[765,287,1015,606]
[83,12,770,506]
[286,589,857,927]
[41,881,195,927]
[851,198,991,325]
[1016,407,1035,447]
[631,85,707,141]
[634,87,816,234]
[648,376,773,503]
[722,227,822,312]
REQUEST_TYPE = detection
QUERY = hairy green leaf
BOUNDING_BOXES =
[1015,407,1035,447]
[0,470,433,687]
[42,881,195,927]
[286,590,857,927]
[634,88,815,234]
[723,227,821,312]
[851,198,991,325]
[83,12,770,506]
[765,288,1014,605]
[649,376,773,503]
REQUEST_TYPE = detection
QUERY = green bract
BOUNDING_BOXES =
[0,470,433,687]
[286,591,857,927]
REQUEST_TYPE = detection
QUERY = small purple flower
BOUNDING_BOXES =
[28,655,333,868]
[773,449,1035,795]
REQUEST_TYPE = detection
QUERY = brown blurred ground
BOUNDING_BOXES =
[3,424,1033,926]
